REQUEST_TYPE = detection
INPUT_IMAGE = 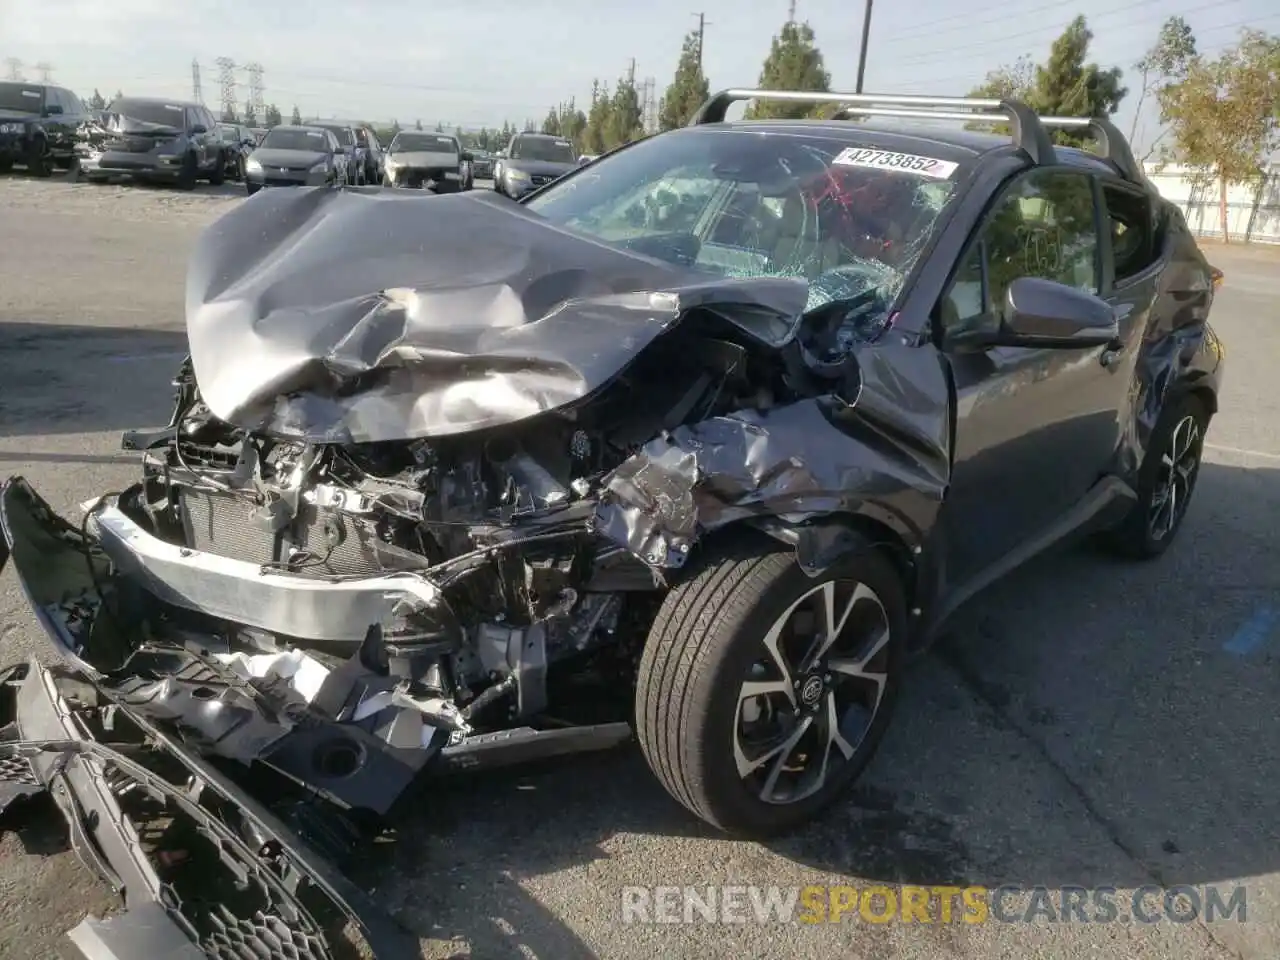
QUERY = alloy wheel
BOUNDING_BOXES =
[734,578,891,806]
[1148,413,1201,541]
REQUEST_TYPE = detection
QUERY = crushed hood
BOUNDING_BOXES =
[185,187,809,443]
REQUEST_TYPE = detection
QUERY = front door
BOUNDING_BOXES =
[937,166,1134,587]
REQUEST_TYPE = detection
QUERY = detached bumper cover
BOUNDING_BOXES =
[0,662,419,960]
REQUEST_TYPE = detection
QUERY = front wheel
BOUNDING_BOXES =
[26,138,54,177]
[634,539,907,837]
[208,151,226,185]
[175,152,198,190]
[1100,393,1208,559]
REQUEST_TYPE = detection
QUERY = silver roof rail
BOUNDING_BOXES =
[689,89,1143,184]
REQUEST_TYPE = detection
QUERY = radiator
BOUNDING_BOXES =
[178,489,385,578]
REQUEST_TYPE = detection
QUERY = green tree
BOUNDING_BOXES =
[606,75,644,146]
[969,55,1036,101]
[414,119,423,130]
[113,89,124,103]
[660,30,711,131]
[558,99,588,148]
[744,19,831,120]
[1130,16,1197,157]
[391,119,402,135]
[581,80,612,153]
[290,104,302,125]
[1158,28,1280,241]
[454,125,465,141]
[88,89,106,110]
[967,16,1126,147]
[542,106,562,135]
[1029,15,1126,145]
[263,104,282,127]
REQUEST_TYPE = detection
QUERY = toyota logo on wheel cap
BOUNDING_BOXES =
[800,675,824,707]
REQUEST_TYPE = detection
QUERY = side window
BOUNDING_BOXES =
[942,169,1100,329]
[1102,181,1158,284]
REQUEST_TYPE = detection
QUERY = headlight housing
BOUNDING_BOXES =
[506,169,530,182]
[0,122,24,135]
[245,158,262,173]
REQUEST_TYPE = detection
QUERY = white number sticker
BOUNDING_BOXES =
[832,148,959,179]
[21,90,40,98]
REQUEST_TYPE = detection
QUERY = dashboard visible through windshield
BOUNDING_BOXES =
[524,128,961,345]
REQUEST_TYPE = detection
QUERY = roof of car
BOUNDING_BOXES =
[112,95,200,108]
[704,118,1118,179]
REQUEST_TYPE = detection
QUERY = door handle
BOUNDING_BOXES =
[1100,339,1125,368]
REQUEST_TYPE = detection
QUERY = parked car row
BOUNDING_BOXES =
[2,78,593,197]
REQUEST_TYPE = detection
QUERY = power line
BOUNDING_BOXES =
[855,0,874,94]
[215,56,236,118]
[692,12,710,74]
[883,0,1252,69]
[886,12,1280,93]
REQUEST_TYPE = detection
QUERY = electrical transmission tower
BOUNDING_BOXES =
[641,77,658,133]
[244,62,265,117]
[215,57,237,119]
[4,58,22,81]
[34,62,53,82]
[191,59,203,104]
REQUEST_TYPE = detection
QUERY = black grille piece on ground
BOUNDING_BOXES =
[204,905,330,960]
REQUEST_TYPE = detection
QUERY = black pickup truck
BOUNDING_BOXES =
[0,81,91,176]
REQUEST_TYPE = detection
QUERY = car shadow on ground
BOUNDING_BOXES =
[349,460,1279,957]
[0,322,188,439]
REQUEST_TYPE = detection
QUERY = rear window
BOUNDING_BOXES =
[261,128,330,151]
[391,133,458,154]
[318,125,353,147]
[526,129,962,321]
[0,83,45,113]
[108,99,187,127]
[510,136,575,163]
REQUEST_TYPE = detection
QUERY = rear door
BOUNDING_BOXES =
[936,165,1127,584]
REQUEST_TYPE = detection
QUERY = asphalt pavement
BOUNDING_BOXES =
[1,173,1278,960]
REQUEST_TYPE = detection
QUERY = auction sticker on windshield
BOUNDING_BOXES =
[833,148,959,179]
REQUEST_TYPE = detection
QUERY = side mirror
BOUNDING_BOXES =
[461,150,474,162]
[190,124,207,135]
[993,277,1118,348]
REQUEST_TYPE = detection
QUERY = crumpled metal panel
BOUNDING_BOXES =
[185,187,809,443]
[593,341,953,569]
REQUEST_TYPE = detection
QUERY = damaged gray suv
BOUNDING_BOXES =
[0,89,1224,958]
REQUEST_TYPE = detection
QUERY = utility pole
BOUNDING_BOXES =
[4,58,22,81]
[692,12,710,73]
[215,57,237,120]
[191,59,203,104]
[855,0,874,93]
[34,62,53,82]
[787,0,796,23]
[628,57,636,86]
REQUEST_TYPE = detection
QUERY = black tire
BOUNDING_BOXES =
[208,151,226,186]
[26,137,54,177]
[0,158,12,174]
[1100,393,1209,560]
[175,152,198,191]
[635,537,907,837]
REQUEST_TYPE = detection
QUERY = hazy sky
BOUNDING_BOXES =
[2,0,1276,152]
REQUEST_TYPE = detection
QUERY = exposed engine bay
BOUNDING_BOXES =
[36,300,882,817]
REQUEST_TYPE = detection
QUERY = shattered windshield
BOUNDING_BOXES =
[261,127,330,151]
[511,136,576,163]
[525,128,961,333]
[391,133,458,154]
[0,82,44,113]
